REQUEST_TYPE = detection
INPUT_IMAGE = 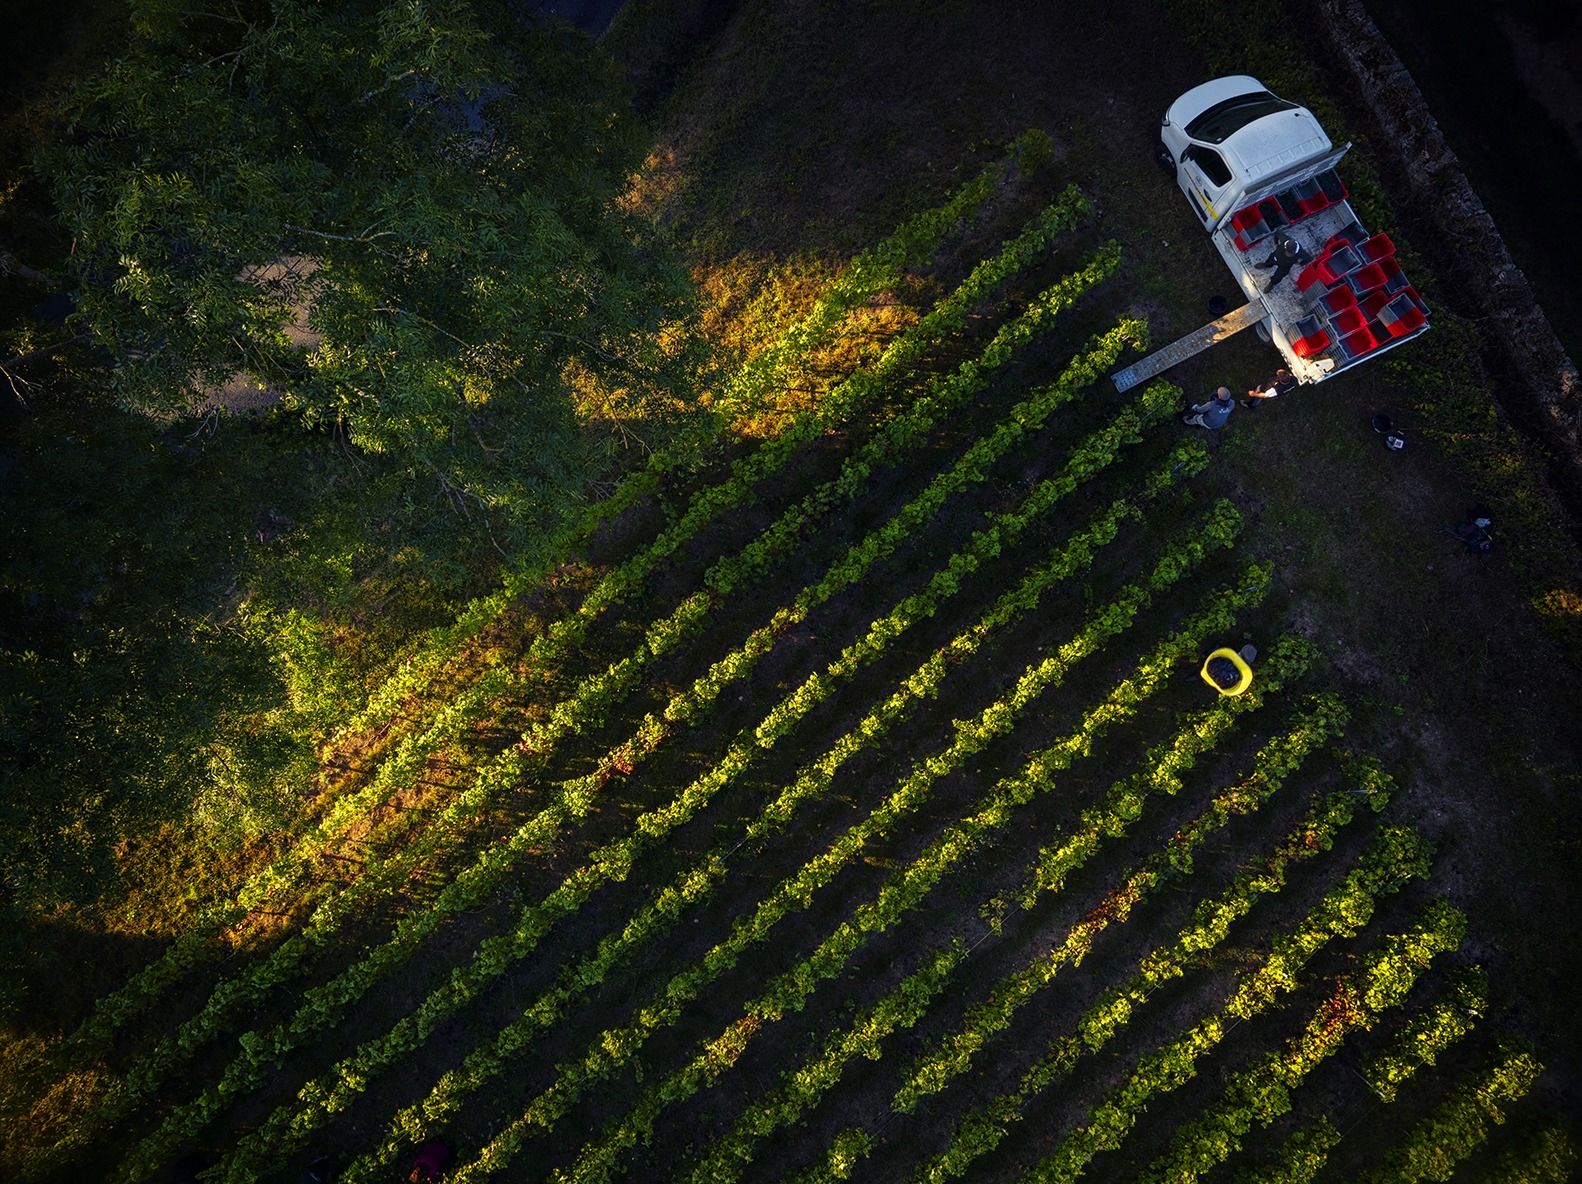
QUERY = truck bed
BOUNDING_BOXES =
[1210,198,1427,383]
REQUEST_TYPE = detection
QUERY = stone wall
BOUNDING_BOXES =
[1311,0,1582,477]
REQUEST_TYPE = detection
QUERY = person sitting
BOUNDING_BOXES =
[1183,386,1235,431]
[1242,367,1295,409]
[1451,508,1493,554]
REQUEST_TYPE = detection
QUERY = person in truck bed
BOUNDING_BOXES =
[1254,230,1311,291]
[1183,386,1236,430]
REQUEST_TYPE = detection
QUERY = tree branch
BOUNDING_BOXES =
[0,245,49,283]
[0,363,37,408]
[371,304,474,351]
[283,223,397,245]
[359,68,419,104]
[1,334,90,372]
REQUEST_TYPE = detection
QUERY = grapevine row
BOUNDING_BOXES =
[463,557,1270,1184]
[894,693,1348,1112]
[117,317,1143,1183]
[1361,1044,1545,1184]
[1138,900,1469,1184]
[795,756,1403,1184]
[1232,1122,1343,1184]
[202,364,1173,1184]
[322,132,1049,768]
[1019,834,1447,1184]
[34,139,1033,1086]
[1234,968,1488,1184]
[678,692,1338,1184]
[333,433,1210,1184]
[516,242,1125,762]
[1364,968,1489,1101]
[1479,1126,1578,1184]
[56,260,1131,1176]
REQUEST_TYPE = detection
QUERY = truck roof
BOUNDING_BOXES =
[1167,75,1332,185]
[1165,75,1269,127]
[1221,110,1331,184]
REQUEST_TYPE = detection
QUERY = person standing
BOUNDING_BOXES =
[1242,366,1295,409]
[1253,231,1311,291]
[1183,386,1236,431]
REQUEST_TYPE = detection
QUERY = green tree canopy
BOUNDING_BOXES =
[45,0,692,548]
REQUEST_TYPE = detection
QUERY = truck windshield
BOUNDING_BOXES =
[1185,91,1297,143]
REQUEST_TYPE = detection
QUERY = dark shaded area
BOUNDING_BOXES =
[528,0,627,33]
[1365,0,1582,365]
[0,401,312,911]
[602,0,748,113]
[0,913,167,1039]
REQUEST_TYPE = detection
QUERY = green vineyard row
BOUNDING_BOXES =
[1479,1126,1578,1184]
[46,209,1115,1178]
[1019,832,1446,1184]
[1362,1045,1544,1184]
[794,752,1402,1184]
[318,133,1048,782]
[29,137,1034,1095]
[895,694,1348,1111]
[468,558,1268,1184]
[1365,969,1489,1102]
[1234,968,1488,1184]
[334,430,1211,1184]
[108,303,1137,1182]
[1139,901,1469,1184]
[678,694,1342,1184]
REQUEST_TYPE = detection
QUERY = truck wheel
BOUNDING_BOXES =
[1155,140,1177,179]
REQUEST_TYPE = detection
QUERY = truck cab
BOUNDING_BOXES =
[1160,76,1344,232]
[1154,76,1429,383]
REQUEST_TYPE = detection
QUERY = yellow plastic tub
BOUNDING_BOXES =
[1200,647,1254,696]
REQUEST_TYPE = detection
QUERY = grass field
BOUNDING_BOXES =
[2,1,1580,1182]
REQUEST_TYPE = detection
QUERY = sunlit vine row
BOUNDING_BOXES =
[202,363,1168,1182]
[334,433,1209,1184]
[1479,1125,1578,1184]
[1018,831,1444,1184]
[678,692,1338,1184]
[1360,1044,1545,1184]
[326,132,1054,756]
[893,693,1348,1112]
[455,561,1271,1184]
[121,320,1143,1184]
[52,221,1119,1178]
[1138,901,1468,1184]
[35,137,1035,1087]
[794,757,1403,1184]
[1233,968,1488,1184]
[1364,968,1489,1102]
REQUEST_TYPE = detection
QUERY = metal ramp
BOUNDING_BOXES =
[1110,298,1269,392]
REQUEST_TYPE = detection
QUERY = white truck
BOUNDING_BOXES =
[1113,75,1429,392]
